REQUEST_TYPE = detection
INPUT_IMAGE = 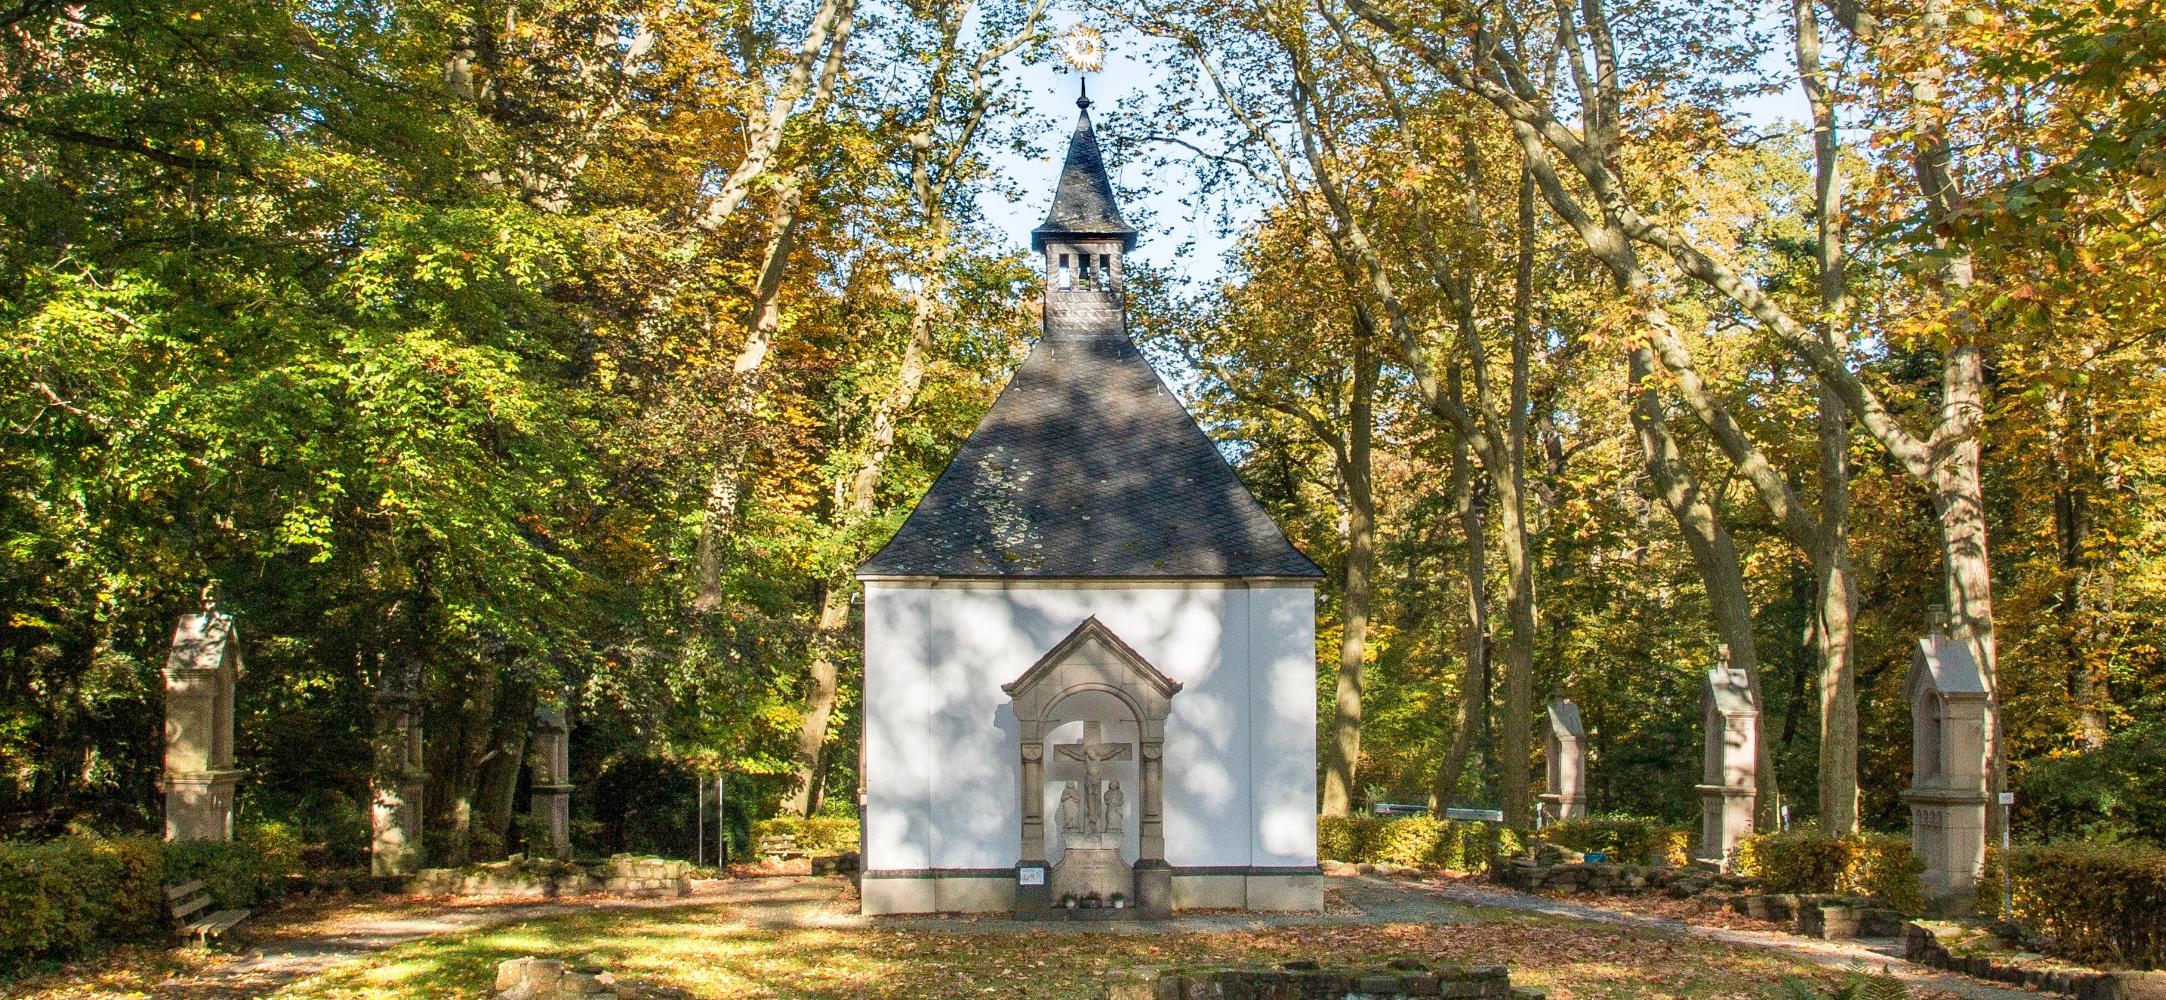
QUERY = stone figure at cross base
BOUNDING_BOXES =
[1103,780,1125,835]
[1058,782,1083,834]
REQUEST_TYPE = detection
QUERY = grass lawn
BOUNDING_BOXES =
[259,905,1879,999]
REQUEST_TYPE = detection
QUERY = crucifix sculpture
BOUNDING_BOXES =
[1055,721,1131,838]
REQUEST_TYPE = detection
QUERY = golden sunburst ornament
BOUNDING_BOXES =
[1059,24,1106,73]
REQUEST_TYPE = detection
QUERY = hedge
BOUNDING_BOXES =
[1734,828,1924,915]
[1315,815,1524,872]
[1993,842,2166,968]
[0,825,304,973]
[1540,815,1691,867]
[749,815,859,855]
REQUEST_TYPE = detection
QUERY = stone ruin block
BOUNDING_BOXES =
[496,957,618,999]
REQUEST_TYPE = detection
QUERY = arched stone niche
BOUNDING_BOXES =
[1003,616,1179,917]
[1905,614,1989,915]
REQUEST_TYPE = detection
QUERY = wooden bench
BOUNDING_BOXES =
[756,834,803,860]
[166,880,250,945]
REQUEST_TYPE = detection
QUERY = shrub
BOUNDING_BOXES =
[750,815,860,856]
[0,835,165,972]
[1541,815,1690,866]
[1996,841,2166,968]
[1315,815,1518,872]
[1735,828,1924,915]
[1316,815,1383,863]
[164,822,306,909]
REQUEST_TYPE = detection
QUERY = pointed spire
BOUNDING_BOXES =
[1032,81,1138,251]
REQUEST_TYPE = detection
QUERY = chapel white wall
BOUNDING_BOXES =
[860,580,1317,876]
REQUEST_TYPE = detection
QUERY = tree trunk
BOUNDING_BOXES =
[1626,344,1781,825]
[1322,331,1378,817]
[370,581,430,876]
[785,252,941,814]
[1431,429,1490,812]
[786,583,851,816]
[1495,166,1539,830]
[474,681,535,859]
[1814,385,1860,831]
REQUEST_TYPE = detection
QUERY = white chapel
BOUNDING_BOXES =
[854,90,1325,918]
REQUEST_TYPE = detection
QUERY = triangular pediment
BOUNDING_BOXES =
[1002,616,1181,702]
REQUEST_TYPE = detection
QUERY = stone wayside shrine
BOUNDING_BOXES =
[163,610,243,842]
[1906,607,1989,915]
[1540,700,1587,823]
[1695,650,1758,868]
[854,88,1325,917]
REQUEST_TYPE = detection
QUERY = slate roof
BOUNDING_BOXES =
[856,325,1321,578]
[1910,633,1989,699]
[858,95,1319,581]
[1031,95,1138,251]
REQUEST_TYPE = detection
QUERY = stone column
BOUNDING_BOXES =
[163,612,243,842]
[530,704,573,861]
[1906,615,1990,915]
[1540,700,1588,824]
[1695,652,1757,868]
[1015,722,1050,913]
[370,692,426,874]
[1134,735,1171,918]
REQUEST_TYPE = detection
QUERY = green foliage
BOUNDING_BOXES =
[749,816,860,856]
[1316,815,1521,871]
[163,823,305,909]
[2016,715,2166,846]
[1540,816,1692,867]
[0,828,305,971]
[0,836,163,971]
[1735,829,1924,915]
[1993,842,2166,968]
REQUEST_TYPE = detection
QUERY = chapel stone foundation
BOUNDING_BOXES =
[163,611,243,842]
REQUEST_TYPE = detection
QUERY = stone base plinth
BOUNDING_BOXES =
[1049,847,1132,906]
[164,769,243,842]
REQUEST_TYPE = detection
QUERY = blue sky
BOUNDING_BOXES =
[973,16,1809,287]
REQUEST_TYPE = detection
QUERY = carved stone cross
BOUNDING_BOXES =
[1055,721,1131,834]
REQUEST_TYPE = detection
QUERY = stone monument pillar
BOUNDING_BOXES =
[1905,608,1989,915]
[1540,700,1589,824]
[163,611,244,841]
[1695,649,1757,868]
[530,703,574,861]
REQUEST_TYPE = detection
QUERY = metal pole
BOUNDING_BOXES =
[718,774,729,868]
[2000,792,2014,921]
[696,776,706,867]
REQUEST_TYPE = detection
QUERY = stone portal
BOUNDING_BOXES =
[1695,650,1757,868]
[1906,609,1989,915]
[1540,699,1588,823]
[1003,617,1180,917]
[163,611,243,842]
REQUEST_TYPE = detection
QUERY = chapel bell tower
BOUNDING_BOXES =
[1034,85,1138,338]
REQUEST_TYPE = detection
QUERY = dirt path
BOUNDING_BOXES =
[7,874,2054,999]
[1393,876,2040,1000]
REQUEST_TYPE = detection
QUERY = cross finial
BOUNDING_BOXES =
[1078,77,1090,110]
